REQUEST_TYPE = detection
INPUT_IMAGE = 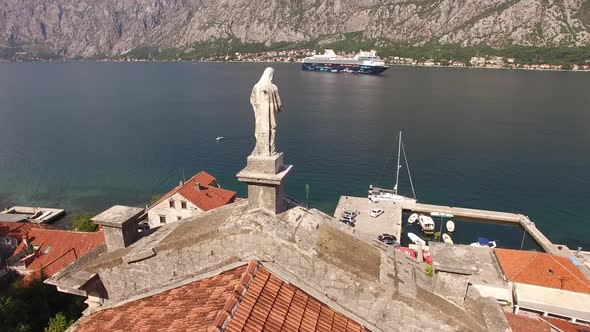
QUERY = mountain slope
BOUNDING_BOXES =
[1,0,589,58]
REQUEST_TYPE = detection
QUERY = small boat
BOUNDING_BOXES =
[446,220,455,232]
[408,213,418,224]
[470,237,497,248]
[442,233,453,244]
[418,214,435,234]
[395,246,417,258]
[430,212,454,219]
[216,136,224,141]
[407,232,426,246]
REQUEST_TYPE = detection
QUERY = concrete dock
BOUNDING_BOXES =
[334,196,403,243]
[0,206,65,224]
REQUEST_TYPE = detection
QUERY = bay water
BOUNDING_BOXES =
[0,62,588,248]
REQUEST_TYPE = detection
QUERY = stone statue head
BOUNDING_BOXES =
[256,67,275,88]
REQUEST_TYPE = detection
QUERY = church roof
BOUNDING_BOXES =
[72,261,368,332]
[47,201,503,331]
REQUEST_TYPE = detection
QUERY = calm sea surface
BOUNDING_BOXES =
[0,62,589,249]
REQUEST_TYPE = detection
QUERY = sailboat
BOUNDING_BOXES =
[369,131,417,203]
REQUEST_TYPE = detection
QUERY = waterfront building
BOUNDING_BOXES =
[496,249,590,322]
[146,171,235,228]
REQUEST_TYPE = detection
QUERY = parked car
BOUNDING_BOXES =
[378,233,397,245]
[369,208,384,218]
[342,210,360,218]
[340,216,356,226]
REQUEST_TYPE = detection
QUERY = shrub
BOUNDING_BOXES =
[72,213,97,232]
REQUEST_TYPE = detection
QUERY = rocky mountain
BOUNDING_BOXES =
[1,0,589,59]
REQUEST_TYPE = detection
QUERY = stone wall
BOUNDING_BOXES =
[94,208,488,332]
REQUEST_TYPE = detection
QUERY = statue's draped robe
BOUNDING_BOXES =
[250,68,283,156]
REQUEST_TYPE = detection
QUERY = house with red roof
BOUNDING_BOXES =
[147,171,236,228]
[0,221,105,284]
[495,248,590,323]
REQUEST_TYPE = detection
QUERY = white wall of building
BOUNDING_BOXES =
[147,192,202,228]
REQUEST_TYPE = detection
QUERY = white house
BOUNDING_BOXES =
[147,171,236,228]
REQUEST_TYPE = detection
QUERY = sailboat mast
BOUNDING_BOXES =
[394,131,402,194]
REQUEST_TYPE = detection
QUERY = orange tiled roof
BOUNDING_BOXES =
[7,226,105,280]
[542,316,590,332]
[495,249,590,294]
[149,171,236,212]
[0,221,46,239]
[504,313,550,332]
[225,265,367,332]
[74,261,369,332]
[75,265,247,332]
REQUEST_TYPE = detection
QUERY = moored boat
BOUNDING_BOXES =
[408,213,419,224]
[407,232,426,246]
[418,215,435,234]
[446,220,455,232]
[470,237,497,248]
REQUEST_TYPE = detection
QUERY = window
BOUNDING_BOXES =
[169,200,175,208]
[177,216,182,221]
[159,215,166,224]
[181,201,187,209]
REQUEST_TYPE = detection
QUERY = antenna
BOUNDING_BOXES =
[180,168,185,183]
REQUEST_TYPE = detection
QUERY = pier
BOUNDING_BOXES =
[0,206,65,224]
[334,196,590,278]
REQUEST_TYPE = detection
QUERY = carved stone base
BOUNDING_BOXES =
[236,153,292,214]
[245,153,284,174]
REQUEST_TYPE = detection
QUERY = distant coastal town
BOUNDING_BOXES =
[111,49,590,72]
[4,47,590,72]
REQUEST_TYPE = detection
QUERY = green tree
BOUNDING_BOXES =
[72,213,98,232]
[44,313,74,332]
[0,277,84,332]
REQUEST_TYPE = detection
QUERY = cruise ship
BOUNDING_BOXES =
[301,49,389,74]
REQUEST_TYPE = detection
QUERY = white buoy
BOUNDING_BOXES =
[446,220,455,232]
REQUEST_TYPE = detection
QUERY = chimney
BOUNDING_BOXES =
[91,205,145,251]
[179,180,184,186]
[195,182,201,191]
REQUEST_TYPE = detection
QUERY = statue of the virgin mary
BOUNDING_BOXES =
[250,67,283,156]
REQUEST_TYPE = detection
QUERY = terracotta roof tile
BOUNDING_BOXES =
[226,265,368,332]
[504,313,550,332]
[75,265,247,332]
[149,171,236,212]
[542,316,590,332]
[495,249,590,294]
[74,261,368,332]
[0,222,104,282]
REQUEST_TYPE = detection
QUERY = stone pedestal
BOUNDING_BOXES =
[236,152,292,214]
